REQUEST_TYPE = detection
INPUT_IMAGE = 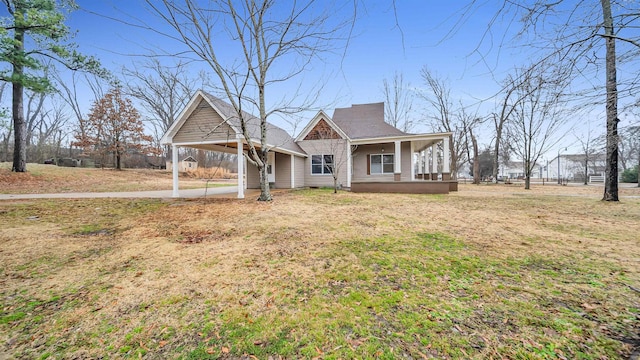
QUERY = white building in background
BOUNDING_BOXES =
[545,154,606,182]
[499,161,543,180]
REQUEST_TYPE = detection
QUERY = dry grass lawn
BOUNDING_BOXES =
[0,163,234,194]
[1,182,639,359]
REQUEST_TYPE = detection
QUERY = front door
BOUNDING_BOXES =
[267,152,276,183]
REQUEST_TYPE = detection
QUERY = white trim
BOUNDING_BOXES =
[295,110,350,142]
[431,144,438,174]
[443,136,451,174]
[346,141,352,188]
[169,139,307,158]
[350,132,453,145]
[161,91,242,144]
[267,151,276,183]
[237,139,244,199]
[290,154,295,188]
[310,154,334,175]
[394,140,401,174]
[410,142,415,181]
[370,153,395,175]
[172,145,179,198]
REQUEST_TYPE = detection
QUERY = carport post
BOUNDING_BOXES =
[237,139,245,199]
[172,145,179,197]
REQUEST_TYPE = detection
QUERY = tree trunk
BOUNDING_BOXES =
[601,0,619,201]
[472,132,480,184]
[116,151,122,170]
[492,124,502,183]
[257,149,272,201]
[524,160,531,190]
[11,27,26,172]
[584,158,589,185]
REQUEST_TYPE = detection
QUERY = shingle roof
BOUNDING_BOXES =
[331,102,408,139]
[201,92,304,155]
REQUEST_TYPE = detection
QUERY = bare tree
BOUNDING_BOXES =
[460,0,640,200]
[505,62,570,190]
[490,74,522,183]
[53,71,110,158]
[382,71,415,132]
[574,124,604,185]
[146,0,351,201]
[122,59,203,159]
[0,82,11,161]
[419,67,468,179]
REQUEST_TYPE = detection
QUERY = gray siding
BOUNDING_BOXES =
[247,161,260,189]
[297,139,349,188]
[173,100,235,143]
[274,152,291,189]
[401,142,412,181]
[294,156,305,188]
[352,142,413,182]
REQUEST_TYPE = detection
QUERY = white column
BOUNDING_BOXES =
[346,141,352,188]
[394,140,401,174]
[418,150,423,179]
[410,142,415,181]
[443,136,451,173]
[431,144,438,174]
[237,139,245,199]
[172,145,179,198]
[290,154,295,189]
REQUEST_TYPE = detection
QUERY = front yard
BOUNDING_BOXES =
[1,185,639,359]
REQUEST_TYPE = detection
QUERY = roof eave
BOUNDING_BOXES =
[350,132,453,145]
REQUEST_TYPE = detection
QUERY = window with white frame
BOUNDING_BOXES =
[370,154,394,174]
[311,154,334,175]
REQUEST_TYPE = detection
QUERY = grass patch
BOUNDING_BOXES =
[1,187,639,358]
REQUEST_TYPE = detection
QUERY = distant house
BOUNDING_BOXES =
[547,154,606,182]
[181,156,198,172]
[161,90,457,198]
[500,161,542,180]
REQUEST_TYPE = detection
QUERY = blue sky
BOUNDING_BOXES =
[70,1,512,123]
[6,1,638,158]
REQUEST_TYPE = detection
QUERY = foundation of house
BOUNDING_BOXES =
[351,181,458,194]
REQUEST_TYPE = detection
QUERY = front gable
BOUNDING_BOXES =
[303,119,342,140]
[172,99,237,143]
[295,110,349,142]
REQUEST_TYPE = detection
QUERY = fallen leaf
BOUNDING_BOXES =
[222,346,229,353]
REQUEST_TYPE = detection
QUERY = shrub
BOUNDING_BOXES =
[621,165,638,183]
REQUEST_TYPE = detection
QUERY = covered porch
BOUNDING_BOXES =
[350,133,457,194]
[169,139,305,199]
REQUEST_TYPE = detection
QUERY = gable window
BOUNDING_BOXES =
[312,154,334,175]
[370,154,394,174]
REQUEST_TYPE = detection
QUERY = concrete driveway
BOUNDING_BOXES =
[0,186,239,200]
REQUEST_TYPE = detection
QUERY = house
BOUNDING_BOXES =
[546,154,606,182]
[181,156,198,171]
[500,161,543,180]
[161,90,456,198]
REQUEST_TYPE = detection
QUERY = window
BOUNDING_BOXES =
[370,154,394,174]
[312,154,334,175]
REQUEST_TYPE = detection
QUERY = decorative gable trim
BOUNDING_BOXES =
[295,110,350,142]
